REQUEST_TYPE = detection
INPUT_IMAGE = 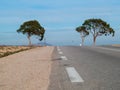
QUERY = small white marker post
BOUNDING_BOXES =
[80,44,82,46]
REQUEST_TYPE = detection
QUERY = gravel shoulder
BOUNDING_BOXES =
[0,46,54,90]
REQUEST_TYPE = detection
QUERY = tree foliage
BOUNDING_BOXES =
[76,26,89,45]
[82,18,115,45]
[76,26,89,37]
[17,20,45,45]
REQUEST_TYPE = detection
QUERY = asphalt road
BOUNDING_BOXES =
[48,46,120,90]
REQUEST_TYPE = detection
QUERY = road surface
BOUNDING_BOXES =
[48,46,120,90]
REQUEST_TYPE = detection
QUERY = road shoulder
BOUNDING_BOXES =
[0,46,54,90]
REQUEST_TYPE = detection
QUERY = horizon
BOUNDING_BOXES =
[0,0,120,45]
[0,29,120,46]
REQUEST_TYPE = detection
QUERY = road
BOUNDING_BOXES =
[48,46,120,90]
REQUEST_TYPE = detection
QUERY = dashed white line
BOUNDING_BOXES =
[61,56,68,60]
[57,47,61,52]
[59,51,63,54]
[66,67,84,83]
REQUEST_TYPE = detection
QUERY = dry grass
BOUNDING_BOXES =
[0,46,33,58]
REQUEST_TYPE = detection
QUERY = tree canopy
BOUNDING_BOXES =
[76,26,89,46]
[17,20,45,45]
[82,18,115,45]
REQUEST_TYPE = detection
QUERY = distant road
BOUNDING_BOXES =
[48,46,120,90]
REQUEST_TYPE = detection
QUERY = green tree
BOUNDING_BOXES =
[76,26,89,46]
[82,18,115,46]
[17,20,45,45]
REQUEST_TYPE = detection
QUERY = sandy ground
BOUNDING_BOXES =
[112,44,120,47]
[0,46,54,90]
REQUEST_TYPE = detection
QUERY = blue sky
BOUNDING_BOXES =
[0,0,120,45]
[0,0,120,31]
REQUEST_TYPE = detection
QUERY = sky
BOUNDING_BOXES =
[0,0,120,45]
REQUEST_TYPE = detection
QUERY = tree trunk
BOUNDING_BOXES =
[81,37,84,46]
[27,35,31,46]
[93,36,96,46]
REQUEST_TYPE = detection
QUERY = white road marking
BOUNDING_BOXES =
[61,56,68,60]
[59,51,63,54]
[57,47,61,52]
[66,67,84,83]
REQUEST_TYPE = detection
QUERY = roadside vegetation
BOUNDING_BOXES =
[76,26,89,46]
[16,19,116,46]
[0,20,46,58]
[0,46,33,58]
[76,18,115,46]
[17,20,45,46]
